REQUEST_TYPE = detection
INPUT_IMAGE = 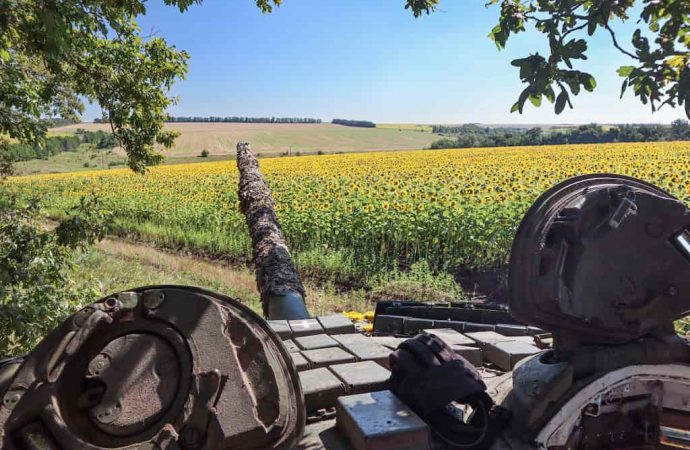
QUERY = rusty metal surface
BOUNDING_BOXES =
[509,174,690,348]
[0,286,304,450]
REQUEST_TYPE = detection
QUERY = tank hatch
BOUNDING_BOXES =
[509,174,690,345]
[0,286,305,450]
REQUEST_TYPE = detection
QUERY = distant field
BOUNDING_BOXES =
[377,123,434,132]
[52,122,443,156]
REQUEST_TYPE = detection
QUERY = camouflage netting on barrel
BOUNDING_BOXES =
[236,141,309,320]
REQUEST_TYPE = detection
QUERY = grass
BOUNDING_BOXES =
[74,240,689,334]
[72,237,469,317]
[76,238,375,316]
[51,122,444,157]
[13,146,127,175]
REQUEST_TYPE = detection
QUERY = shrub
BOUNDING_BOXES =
[200,149,209,158]
[0,193,110,356]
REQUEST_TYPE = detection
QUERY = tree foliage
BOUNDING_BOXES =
[487,0,690,118]
[430,120,690,149]
[0,0,200,172]
[332,119,377,128]
[5,130,117,163]
[0,193,110,355]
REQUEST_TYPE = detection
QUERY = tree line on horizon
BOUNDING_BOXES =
[331,119,376,128]
[430,120,690,150]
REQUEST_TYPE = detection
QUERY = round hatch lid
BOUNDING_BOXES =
[0,286,305,450]
[509,174,690,344]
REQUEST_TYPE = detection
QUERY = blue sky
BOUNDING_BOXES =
[84,0,687,124]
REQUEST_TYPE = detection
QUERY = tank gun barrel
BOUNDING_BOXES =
[236,141,309,320]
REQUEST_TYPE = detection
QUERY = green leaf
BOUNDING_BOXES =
[584,75,597,92]
[517,88,530,113]
[529,94,542,107]
[617,66,635,77]
[620,79,628,99]
[587,21,597,36]
[555,91,568,114]
[510,102,520,113]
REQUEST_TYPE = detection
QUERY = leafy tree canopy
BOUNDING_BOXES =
[1,0,205,172]
[486,0,690,118]
[264,0,690,119]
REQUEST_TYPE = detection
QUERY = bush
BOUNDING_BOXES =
[0,193,110,356]
[199,149,209,157]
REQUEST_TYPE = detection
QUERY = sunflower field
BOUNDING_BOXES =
[7,142,690,284]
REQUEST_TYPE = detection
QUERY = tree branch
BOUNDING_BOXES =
[605,24,639,60]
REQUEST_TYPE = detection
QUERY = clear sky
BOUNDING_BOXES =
[84,0,687,124]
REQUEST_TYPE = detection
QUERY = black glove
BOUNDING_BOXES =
[388,334,510,449]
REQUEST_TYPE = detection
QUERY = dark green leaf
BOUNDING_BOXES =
[555,91,568,114]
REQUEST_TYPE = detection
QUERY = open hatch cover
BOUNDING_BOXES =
[0,286,305,450]
[509,174,690,345]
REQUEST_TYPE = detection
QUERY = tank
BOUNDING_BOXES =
[0,144,688,449]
